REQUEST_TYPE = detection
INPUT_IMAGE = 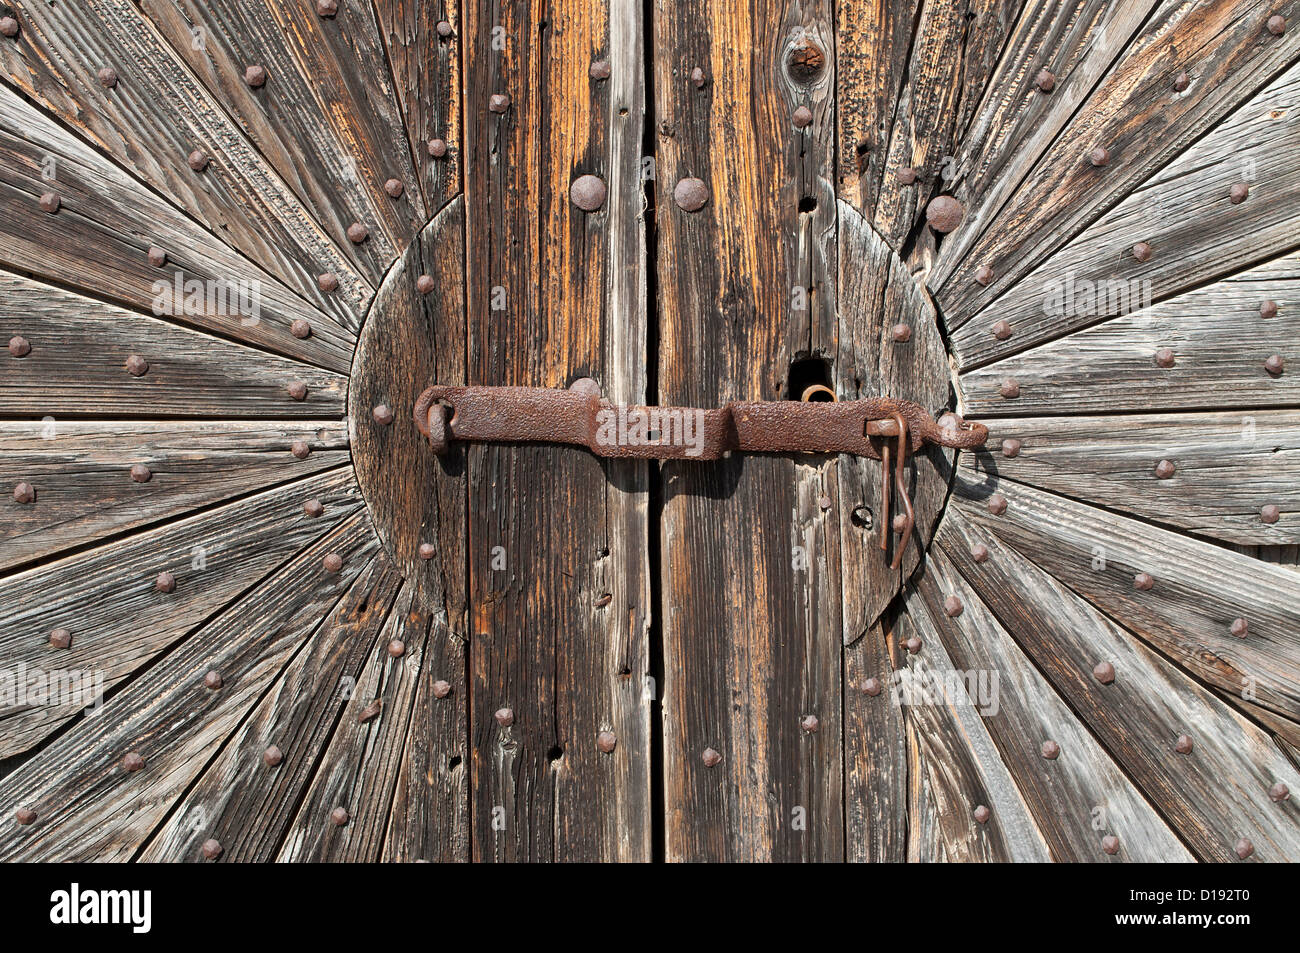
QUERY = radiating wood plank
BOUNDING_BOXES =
[844,620,906,862]
[0,0,370,318]
[960,249,1300,414]
[934,0,1300,326]
[918,546,1193,861]
[137,0,425,276]
[0,421,348,572]
[938,505,1300,861]
[463,0,650,862]
[895,600,1052,863]
[949,478,1300,726]
[0,511,381,861]
[656,0,843,861]
[138,557,404,862]
[970,411,1300,546]
[952,57,1300,367]
[0,466,359,758]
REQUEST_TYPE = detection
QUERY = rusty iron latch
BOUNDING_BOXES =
[413,380,988,568]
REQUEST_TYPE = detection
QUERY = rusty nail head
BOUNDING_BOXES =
[204,670,223,690]
[1235,837,1254,859]
[437,19,453,37]
[792,105,813,128]
[373,403,394,425]
[290,318,312,339]
[975,264,994,286]
[201,839,222,860]
[288,381,307,401]
[943,595,963,617]
[690,67,706,88]
[594,592,613,607]
[1261,504,1281,523]
[702,747,722,767]
[317,0,339,16]
[904,636,922,655]
[155,571,176,593]
[0,17,18,38]
[323,552,343,572]
[597,730,617,753]
[570,174,607,211]
[39,192,60,214]
[495,707,514,727]
[1001,438,1022,458]
[1230,183,1249,204]
[567,376,598,397]
[427,138,448,158]
[1134,572,1154,590]
[1268,15,1285,35]
[1230,617,1248,638]
[891,513,908,534]
[1089,146,1110,167]
[1132,242,1153,262]
[188,150,209,171]
[384,178,404,199]
[897,166,917,185]
[862,677,882,696]
[1154,347,1175,368]
[589,59,610,80]
[674,177,709,212]
[1260,299,1278,318]
[818,494,832,510]
[489,93,511,113]
[432,679,451,699]
[1154,459,1175,479]
[418,542,435,559]
[1041,740,1060,760]
[1093,661,1115,684]
[291,440,310,459]
[347,222,369,244]
[1035,69,1055,92]
[416,274,435,294]
[999,379,1020,399]
[987,494,1007,515]
[1269,781,1290,802]
[147,246,167,268]
[330,807,349,826]
[991,320,1012,341]
[98,67,118,88]
[925,196,964,233]
[9,335,31,357]
[971,543,989,563]
[15,807,36,825]
[1175,734,1193,754]
[13,482,35,504]
[263,745,283,767]
[358,699,382,723]
[303,498,324,518]
[1101,835,1120,855]
[49,628,71,649]
[244,65,267,87]
[800,714,819,733]
[891,322,912,343]
[388,639,405,658]
[973,805,990,824]
[317,272,338,293]
[1173,70,1190,91]
[129,462,154,484]
[123,752,145,772]
[1264,354,1285,376]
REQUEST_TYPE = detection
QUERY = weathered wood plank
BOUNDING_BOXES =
[895,600,1052,863]
[951,57,1300,367]
[843,620,907,862]
[656,0,843,862]
[934,0,1300,327]
[463,0,650,861]
[0,421,349,572]
[960,249,1300,415]
[918,546,1193,862]
[138,557,404,862]
[0,0,372,319]
[0,466,358,758]
[0,512,381,861]
[938,506,1300,861]
[137,0,424,275]
[949,479,1300,727]
[968,411,1300,546]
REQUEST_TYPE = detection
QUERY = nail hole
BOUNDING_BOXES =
[798,195,817,213]
[547,745,564,763]
[448,755,462,770]
[786,356,832,400]
[851,505,873,530]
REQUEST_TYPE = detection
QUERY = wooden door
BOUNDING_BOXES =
[1,0,1298,863]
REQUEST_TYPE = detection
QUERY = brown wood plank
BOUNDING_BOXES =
[917,546,1193,861]
[960,249,1300,415]
[656,0,843,862]
[0,420,349,572]
[934,0,1300,327]
[0,0,370,319]
[463,0,650,861]
[137,0,425,277]
[895,599,1052,862]
[937,506,1300,861]
[843,620,906,862]
[0,466,358,759]
[0,511,381,861]
[138,557,405,862]
[949,479,1300,727]
[968,411,1300,547]
[951,58,1300,367]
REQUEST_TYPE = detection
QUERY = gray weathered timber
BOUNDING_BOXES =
[844,620,907,862]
